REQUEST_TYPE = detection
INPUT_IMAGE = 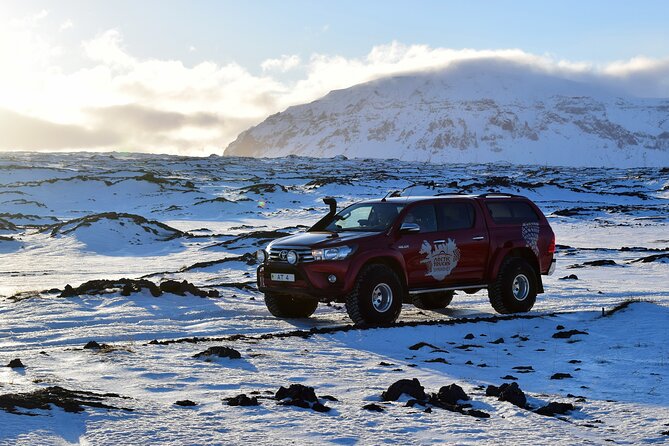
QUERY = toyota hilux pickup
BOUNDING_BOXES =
[256,193,556,325]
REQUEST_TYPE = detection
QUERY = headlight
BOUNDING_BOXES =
[286,250,298,265]
[256,249,267,263]
[312,245,354,261]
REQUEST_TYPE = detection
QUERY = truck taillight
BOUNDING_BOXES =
[548,235,556,254]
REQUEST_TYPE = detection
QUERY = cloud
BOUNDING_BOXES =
[82,29,136,68]
[1,23,668,155]
[59,19,73,32]
[0,108,120,151]
[261,54,301,72]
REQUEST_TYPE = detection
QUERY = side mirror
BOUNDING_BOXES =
[399,222,421,234]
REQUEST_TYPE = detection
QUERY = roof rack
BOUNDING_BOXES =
[477,192,521,198]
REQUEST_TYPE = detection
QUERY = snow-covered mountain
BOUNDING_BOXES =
[224,59,669,167]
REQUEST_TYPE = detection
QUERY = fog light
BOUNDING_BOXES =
[328,274,337,284]
[286,250,298,265]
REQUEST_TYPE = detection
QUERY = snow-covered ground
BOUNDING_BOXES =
[1,152,668,445]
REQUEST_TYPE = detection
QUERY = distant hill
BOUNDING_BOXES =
[224,59,669,167]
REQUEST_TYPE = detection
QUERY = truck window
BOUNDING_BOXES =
[485,201,539,224]
[436,202,475,231]
[325,202,405,232]
[402,204,437,233]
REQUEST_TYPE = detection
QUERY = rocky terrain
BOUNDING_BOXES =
[0,151,668,445]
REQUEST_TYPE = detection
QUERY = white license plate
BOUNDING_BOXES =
[271,273,295,282]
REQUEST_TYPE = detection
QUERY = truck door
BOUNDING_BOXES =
[393,203,445,288]
[435,200,488,284]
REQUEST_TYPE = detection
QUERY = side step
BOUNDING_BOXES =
[408,284,487,295]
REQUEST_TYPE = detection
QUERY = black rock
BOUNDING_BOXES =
[552,329,588,339]
[83,341,102,349]
[551,373,573,380]
[312,402,331,413]
[559,274,579,280]
[487,382,526,408]
[276,384,318,403]
[490,338,505,344]
[436,384,469,405]
[583,259,617,267]
[464,333,475,340]
[6,358,24,368]
[193,346,241,359]
[501,375,518,380]
[381,378,427,402]
[409,342,440,351]
[467,409,491,418]
[175,400,197,407]
[226,394,259,406]
[556,325,565,330]
[363,403,385,412]
[535,401,575,416]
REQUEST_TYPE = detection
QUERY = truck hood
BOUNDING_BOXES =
[269,231,380,249]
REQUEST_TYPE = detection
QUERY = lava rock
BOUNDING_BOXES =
[487,382,526,408]
[6,358,24,368]
[175,400,197,407]
[409,342,440,351]
[551,373,573,380]
[436,384,469,405]
[467,409,491,418]
[535,401,575,416]
[363,403,385,412]
[552,329,588,339]
[226,394,259,407]
[381,378,427,402]
[0,386,131,414]
[193,346,241,360]
[83,340,113,351]
[275,384,330,412]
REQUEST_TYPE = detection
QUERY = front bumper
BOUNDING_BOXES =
[257,261,351,300]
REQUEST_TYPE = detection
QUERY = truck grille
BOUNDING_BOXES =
[268,247,315,264]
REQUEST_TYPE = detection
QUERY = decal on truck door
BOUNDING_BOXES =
[522,222,540,257]
[420,239,460,281]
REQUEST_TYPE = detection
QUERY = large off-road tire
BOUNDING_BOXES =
[345,264,403,325]
[264,293,318,318]
[488,258,538,314]
[412,291,454,310]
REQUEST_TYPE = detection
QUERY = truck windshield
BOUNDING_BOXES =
[324,202,405,232]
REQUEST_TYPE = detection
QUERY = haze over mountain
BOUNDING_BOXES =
[225,59,669,167]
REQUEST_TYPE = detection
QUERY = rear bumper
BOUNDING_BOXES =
[547,258,557,276]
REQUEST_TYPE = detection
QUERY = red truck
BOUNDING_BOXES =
[256,193,556,325]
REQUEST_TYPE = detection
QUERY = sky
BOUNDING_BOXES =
[1,0,668,155]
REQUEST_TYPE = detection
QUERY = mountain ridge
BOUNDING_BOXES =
[224,59,669,167]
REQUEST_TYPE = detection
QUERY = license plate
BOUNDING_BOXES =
[271,273,295,282]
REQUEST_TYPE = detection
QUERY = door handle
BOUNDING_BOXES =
[472,236,484,240]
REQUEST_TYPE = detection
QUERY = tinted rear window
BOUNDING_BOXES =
[486,201,539,224]
[436,202,476,231]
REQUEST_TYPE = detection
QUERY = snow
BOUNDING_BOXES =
[0,151,668,445]
[224,59,669,167]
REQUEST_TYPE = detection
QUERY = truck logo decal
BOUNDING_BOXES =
[522,222,540,257]
[420,239,460,281]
